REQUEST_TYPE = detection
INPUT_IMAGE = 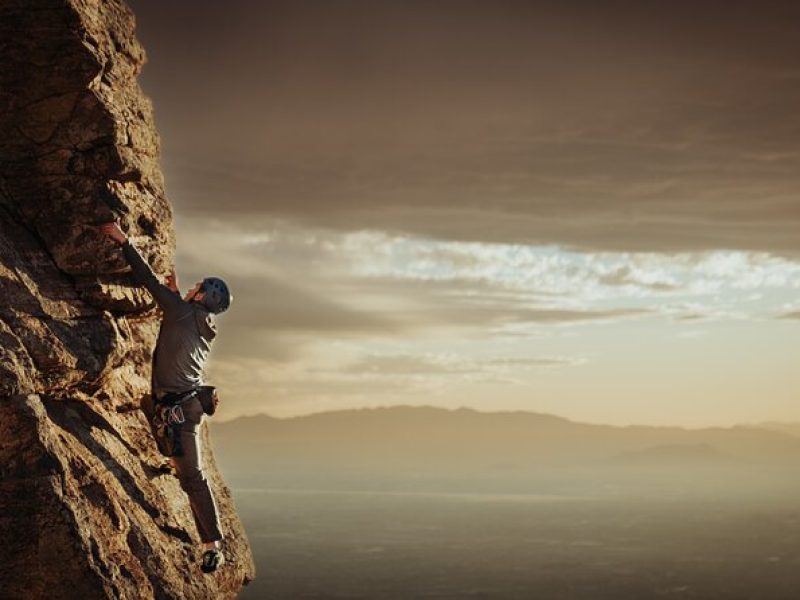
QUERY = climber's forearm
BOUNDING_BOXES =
[98,221,182,312]
[120,240,181,311]
[121,240,157,286]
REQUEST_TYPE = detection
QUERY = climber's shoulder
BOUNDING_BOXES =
[193,303,218,340]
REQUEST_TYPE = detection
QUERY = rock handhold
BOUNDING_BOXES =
[0,1,255,598]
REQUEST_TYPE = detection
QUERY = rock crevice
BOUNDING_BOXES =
[0,1,255,598]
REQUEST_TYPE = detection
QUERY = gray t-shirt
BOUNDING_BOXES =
[121,241,217,399]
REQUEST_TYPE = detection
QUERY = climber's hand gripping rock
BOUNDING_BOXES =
[98,221,128,246]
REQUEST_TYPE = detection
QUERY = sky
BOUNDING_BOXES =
[127,0,800,426]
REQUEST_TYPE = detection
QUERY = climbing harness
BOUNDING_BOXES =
[152,389,197,457]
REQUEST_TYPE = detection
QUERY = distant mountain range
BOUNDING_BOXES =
[754,421,800,439]
[210,405,800,473]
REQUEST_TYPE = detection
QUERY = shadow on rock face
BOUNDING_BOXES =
[0,0,254,597]
[0,206,124,397]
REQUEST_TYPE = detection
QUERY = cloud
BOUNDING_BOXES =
[132,0,800,254]
[597,266,679,292]
[777,311,800,320]
[484,357,582,368]
[336,353,580,377]
[175,217,800,351]
[176,218,674,352]
[338,354,473,376]
[207,356,414,418]
[410,304,650,329]
[223,350,587,417]
[221,276,400,335]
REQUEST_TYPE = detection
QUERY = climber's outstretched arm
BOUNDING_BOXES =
[98,222,182,314]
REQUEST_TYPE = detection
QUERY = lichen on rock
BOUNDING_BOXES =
[0,1,255,598]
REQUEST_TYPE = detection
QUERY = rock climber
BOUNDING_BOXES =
[99,221,231,574]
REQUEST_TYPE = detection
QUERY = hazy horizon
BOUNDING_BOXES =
[213,402,800,431]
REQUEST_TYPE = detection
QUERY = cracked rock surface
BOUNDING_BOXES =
[0,1,255,598]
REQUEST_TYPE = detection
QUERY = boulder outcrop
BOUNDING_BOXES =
[0,1,255,598]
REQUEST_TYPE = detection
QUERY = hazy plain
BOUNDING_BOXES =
[226,468,800,600]
[213,408,800,599]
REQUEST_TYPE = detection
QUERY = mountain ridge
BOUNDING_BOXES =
[211,404,800,471]
[214,403,794,435]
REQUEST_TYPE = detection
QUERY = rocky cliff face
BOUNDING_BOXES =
[0,1,255,598]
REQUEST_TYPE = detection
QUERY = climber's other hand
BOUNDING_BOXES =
[98,221,128,245]
[166,270,179,293]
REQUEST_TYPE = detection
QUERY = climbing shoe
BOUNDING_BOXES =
[201,549,224,573]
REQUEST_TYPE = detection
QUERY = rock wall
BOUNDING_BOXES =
[0,1,255,598]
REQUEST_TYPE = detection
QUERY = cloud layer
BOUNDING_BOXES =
[132,0,800,253]
[173,217,800,421]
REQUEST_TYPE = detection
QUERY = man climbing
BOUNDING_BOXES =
[99,221,232,574]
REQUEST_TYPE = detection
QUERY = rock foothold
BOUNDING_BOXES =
[0,1,255,598]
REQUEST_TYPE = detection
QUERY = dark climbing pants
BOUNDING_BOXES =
[172,396,223,543]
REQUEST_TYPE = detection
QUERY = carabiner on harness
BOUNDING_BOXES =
[167,404,185,425]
